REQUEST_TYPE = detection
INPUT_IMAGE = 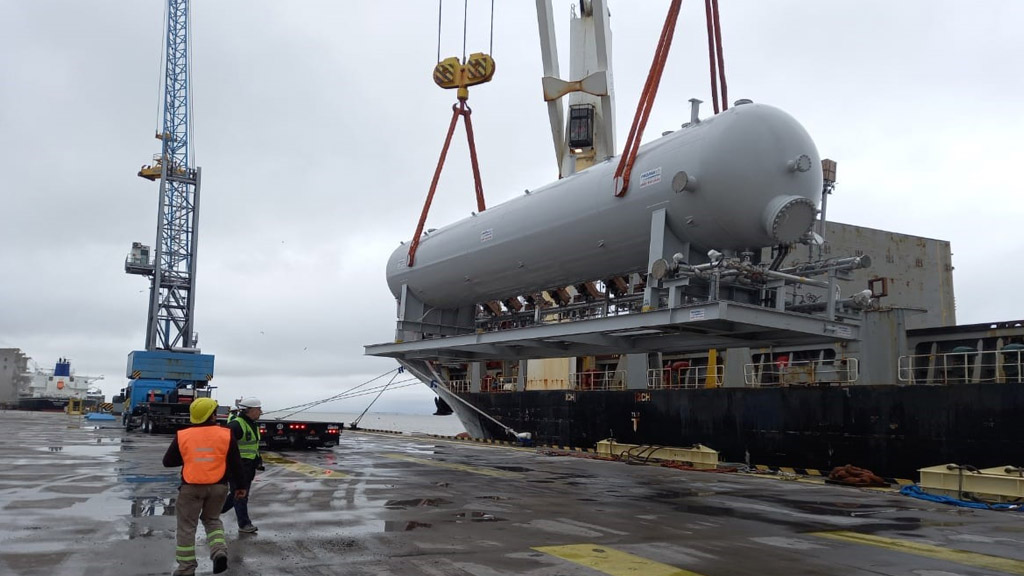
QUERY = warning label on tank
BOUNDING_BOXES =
[480,229,493,242]
[639,167,662,188]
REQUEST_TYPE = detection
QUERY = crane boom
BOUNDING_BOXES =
[136,0,201,351]
[121,0,215,434]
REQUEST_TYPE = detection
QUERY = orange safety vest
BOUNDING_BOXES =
[178,425,231,484]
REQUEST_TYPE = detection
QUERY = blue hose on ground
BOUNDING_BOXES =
[900,484,1024,511]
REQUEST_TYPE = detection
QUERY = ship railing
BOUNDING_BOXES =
[494,377,518,392]
[446,379,471,393]
[480,376,518,393]
[476,294,645,332]
[572,370,627,391]
[898,350,1024,385]
[647,365,724,389]
[742,358,859,387]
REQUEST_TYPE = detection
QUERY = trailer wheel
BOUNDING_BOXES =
[142,415,153,434]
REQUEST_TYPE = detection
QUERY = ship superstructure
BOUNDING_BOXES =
[18,358,104,412]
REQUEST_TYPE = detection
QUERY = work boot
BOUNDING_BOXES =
[238,524,258,533]
[171,570,194,576]
[212,552,228,574]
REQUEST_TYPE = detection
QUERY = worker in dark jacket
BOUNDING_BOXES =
[163,398,247,576]
[221,396,263,533]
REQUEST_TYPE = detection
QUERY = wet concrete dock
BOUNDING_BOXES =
[4,410,1024,576]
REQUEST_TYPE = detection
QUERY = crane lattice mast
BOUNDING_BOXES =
[128,0,202,352]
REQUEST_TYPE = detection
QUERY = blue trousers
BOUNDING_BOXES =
[222,459,258,527]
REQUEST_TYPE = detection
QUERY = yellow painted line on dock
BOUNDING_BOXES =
[383,453,521,478]
[261,452,346,478]
[813,531,1024,575]
[534,544,705,576]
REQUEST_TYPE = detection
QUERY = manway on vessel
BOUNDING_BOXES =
[366,1,1024,480]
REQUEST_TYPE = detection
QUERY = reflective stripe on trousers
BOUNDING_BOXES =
[175,482,229,574]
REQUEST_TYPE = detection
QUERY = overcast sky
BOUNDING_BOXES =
[2,1,1022,414]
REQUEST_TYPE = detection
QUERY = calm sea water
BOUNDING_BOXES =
[262,411,467,437]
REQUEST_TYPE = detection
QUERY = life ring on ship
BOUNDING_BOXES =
[581,370,597,390]
[56,380,65,390]
[663,361,690,386]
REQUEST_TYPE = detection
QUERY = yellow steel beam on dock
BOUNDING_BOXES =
[813,531,1024,575]
[534,543,705,576]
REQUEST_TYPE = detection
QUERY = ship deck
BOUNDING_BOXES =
[3,410,1024,576]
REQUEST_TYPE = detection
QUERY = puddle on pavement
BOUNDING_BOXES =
[494,466,531,473]
[649,489,717,500]
[384,498,451,509]
[455,511,505,522]
[119,473,179,483]
[384,520,433,532]
[131,496,176,517]
[38,438,125,458]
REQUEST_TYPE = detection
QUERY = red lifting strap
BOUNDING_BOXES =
[406,100,487,267]
[705,0,728,114]
[613,0,682,198]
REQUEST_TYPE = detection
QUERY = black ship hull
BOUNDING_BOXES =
[446,383,1024,480]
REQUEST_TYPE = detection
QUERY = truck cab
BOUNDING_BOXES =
[119,351,216,434]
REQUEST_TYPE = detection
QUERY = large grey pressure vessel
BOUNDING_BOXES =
[387,102,822,309]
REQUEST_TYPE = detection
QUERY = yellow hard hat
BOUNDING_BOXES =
[190,397,219,424]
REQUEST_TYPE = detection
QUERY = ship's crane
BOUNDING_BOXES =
[119,0,215,433]
[536,0,616,178]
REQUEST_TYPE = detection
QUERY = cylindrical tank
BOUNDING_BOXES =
[387,102,822,308]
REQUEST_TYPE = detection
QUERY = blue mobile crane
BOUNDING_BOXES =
[116,0,215,433]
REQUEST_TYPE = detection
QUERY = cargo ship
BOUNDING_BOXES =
[366,2,1022,479]
[18,357,105,412]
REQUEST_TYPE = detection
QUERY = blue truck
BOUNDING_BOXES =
[114,351,343,447]
[115,351,215,434]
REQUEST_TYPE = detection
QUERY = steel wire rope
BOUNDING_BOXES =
[270,380,421,421]
[154,0,168,138]
[268,378,422,421]
[263,367,400,417]
[187,0,196,166]
[351,370,401,428]
[267,373,409,415]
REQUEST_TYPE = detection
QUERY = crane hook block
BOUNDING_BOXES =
[433,53,496,100]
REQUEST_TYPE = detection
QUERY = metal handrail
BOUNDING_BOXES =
[647,365,724,389]
[742,358,859,387]
[446,379,471,393]
[898,350,1024,385]
[571,370,626,391]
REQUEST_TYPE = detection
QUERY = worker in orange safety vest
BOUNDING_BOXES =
[163,398,247,576]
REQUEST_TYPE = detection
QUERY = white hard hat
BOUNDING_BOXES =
[236,397,262,409]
